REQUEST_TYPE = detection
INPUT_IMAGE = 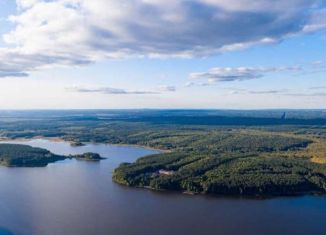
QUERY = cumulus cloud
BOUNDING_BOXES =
[0,48,91,78]
[302,9,326,33]
[0,0,325,77]
[189,66,301,82]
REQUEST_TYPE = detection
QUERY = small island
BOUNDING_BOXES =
[71,152,105,161]
[70,141,85,147]
[0,144,66,167]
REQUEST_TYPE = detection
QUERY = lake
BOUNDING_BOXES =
[0,139,325,235]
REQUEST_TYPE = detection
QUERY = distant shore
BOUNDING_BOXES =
[0,136,166,153]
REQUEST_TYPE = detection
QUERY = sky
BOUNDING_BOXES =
[0,0,325,109]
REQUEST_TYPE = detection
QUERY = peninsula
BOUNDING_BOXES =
[0,144,66,167]
[0,144,104,167]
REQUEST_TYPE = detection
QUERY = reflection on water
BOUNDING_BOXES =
[0,139,325,235]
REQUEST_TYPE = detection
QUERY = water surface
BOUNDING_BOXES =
[0,139,325,235]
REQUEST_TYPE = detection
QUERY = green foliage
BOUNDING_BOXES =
[0,144,65,167]
[0,110,325,196]
[72,152,104,161]
[113,153,326,196]
[110,127,325,196]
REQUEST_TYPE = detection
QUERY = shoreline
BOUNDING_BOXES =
[1,137,325,199]
[0,136,168,153]
[117,182,326,199]
[2,137,325,199]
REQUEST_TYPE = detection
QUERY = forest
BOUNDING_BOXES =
[0,144,65,167]
[111,122,326,196]
[0,110,325,195]
[71,152,104,161]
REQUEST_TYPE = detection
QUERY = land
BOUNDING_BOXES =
[0,110,325,196]
[0,144,66,167]
[112,130,326,196]
[71,152,105,161]
[0,143,104,167]
[70,141,85,147]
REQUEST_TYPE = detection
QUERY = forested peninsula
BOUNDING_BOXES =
[112,129,326,196]
[0,144,65,167]
[0,144,103,167]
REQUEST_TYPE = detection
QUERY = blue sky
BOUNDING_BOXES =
[0,0,325,109]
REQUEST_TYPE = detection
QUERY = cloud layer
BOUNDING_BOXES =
[0,0,326,77]
[68,85,176,95]
[227,87,326,97]
[189,66,301,83]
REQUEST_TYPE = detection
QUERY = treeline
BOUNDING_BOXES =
[71,152,104,161]
[0,144,105,167]
[112,128,326,196]
[0,144,66,167]
[0,110,325,195]
[0,111,325,144]
[113,152,326,196]
[124,115,326,126]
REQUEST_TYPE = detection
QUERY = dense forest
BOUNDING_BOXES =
[0,144,65,167]
[113,139,326,195]
[71,152,104,161]
[0,143,103,167]
[0,110,325,196]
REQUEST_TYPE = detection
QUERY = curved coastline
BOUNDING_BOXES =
[1,137,325,198]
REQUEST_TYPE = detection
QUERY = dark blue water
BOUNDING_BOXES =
[0,139,325,235]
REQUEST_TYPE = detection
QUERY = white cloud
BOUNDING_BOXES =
[302,9,326,33]
[189,66,301,82]
[157,85,176,92]
[67,86,158,95]
[286,92,326,97]
[16,0,40,9]
[67,85,176,95]
[224,88,326,97]
[0,0,325,77]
